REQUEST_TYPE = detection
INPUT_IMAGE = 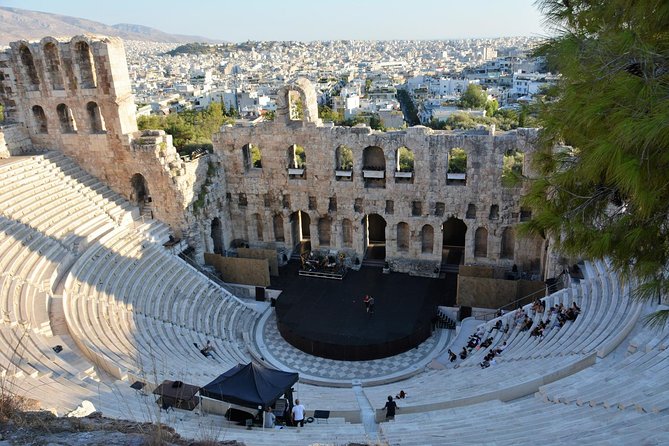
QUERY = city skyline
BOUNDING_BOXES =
[0,0,549,42]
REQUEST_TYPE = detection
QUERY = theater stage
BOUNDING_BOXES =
[272,262,455,361]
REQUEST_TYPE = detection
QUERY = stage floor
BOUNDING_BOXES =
[272,262,456,360]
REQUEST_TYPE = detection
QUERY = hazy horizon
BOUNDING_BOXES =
[0,0,549,42]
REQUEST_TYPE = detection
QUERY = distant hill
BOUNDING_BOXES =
[0,7,221,46]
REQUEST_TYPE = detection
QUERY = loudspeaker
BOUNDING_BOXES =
[255,287,265,301]
[459,306,472,321]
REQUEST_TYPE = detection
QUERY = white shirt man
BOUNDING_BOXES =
[291,399,306,427]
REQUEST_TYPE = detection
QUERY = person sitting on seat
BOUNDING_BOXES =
[448,349,457,362]
[460,347,468,360]
[395,390,407,399]
[200,340,215,358]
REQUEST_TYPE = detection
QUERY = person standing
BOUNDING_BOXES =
[263,406,276,428]
[291,399,306,427]
[383,395,398,420]
[368,296,375,314]
[363,295,371,312]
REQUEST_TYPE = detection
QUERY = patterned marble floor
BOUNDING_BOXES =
[257,311,450,384]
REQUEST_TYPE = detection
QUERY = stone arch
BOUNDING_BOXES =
[290,211,311,248]
[421,224,434,254]
[363,146,386,188]
[442,217,467,265]
[211,218,224,254]
[74,40,97,89]
[86,101,106,133]
[335,145,354,171]
[395,146,414,184]
[318,216,332,246]
[18,45,40,91]
[341,218,353,247]
[501,227,515,259]
[130,173,149,206]
[273,214,285,242]
[397,222,410,251]
[56,103,77,133]
[474,227,488,258]
[242,143,262,170]
[363,213,386,260]
[31,105,48,134]
[43,41,64,90]
[252,213,264,241]
[489,204,499,220]
[275,77,321,124]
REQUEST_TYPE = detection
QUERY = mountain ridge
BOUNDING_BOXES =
[0,7,221,46]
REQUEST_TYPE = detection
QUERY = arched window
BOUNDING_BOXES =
[502,149,525,187]
[342,218,353,247]
[31,105,48,134]
[43,42,64,90]
[335,145,354,181]
[86,101,106,133]
[273,214,285,242]
[287,144,306,178]
[318,217,332,246]
[397,222,410,251]
[243,144,262,170]
[56,103,77,133]
[474,227,488,258]
[253,213,264,241]
[501,227,515,259]
[19,45,40,91]
[447,148,467,185]
[211,218,224,254]
[75,41,97,89]
[130,173,149,205]
[362,146,386,188]
[489,204,499,220]
[466,203,476,219]
[395,146,414,183]
[421,224,434,254]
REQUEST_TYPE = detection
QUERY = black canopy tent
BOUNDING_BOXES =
[200,362,298,409]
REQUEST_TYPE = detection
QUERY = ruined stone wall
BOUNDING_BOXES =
[0,123,33,158]
[0,36,200,236]
[211,78,545,276]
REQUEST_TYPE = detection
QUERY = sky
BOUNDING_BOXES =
[0,0,548,42]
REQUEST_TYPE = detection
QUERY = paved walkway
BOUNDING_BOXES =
[254,310,451,386]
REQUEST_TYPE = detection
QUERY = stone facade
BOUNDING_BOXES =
[0,36,201,235]
[211,79,546,277]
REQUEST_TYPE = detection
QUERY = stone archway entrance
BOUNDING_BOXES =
[442,217,467,268]
[290,211,311,253]
[363,213,386,261]
[130,173,152,218]
[211,218,224,254]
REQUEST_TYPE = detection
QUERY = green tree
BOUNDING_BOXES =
[318,105,343,123]
[459,83,487,109]
[485,98,499,117]
[397,147,414,172]
[0,103,4,123]
[448,148,468,174]
[368,114,385,131]
[524,0,669,324]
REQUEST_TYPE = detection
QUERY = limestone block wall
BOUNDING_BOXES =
[0,123,33,158]
[211,78,545,275]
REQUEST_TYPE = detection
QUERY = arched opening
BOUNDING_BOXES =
[31,105,48,134]
[287,144,306,178]
[502,149,525,187]
[43,42,64,90]
[253,213,264,241]
[363,213,386,261]
[56,103,77,133]
[242,143,262,171]
[130,173,149,205]
[273,214,285,242]
[86,101,106,133]
[341,218,353,247]
[335,145,354,181]
[19,45,40,91]
[466,203,476,219]
[474,227,488,258]
[442,217,467,266]
[75,41,97,89]
[421,224,434,254]
[211,218,224,254]
[397,222,410,251]
[288,90,304,121]
[362,146,385,188]
[489,204,499,220]
[318,217,332,246]
[501,227,515,260]
[395,146,414,183]
[447,148,467,185]
[290,211,311,251]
